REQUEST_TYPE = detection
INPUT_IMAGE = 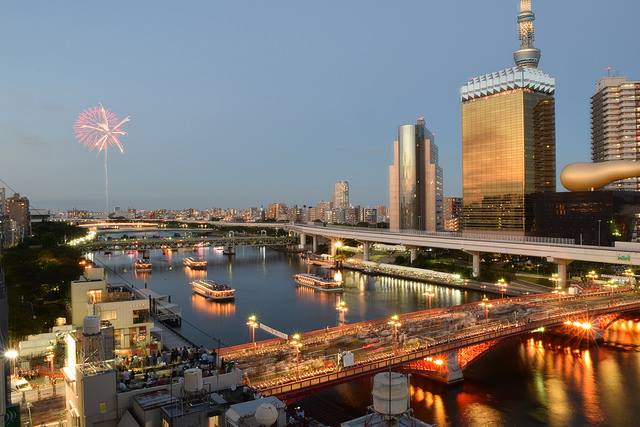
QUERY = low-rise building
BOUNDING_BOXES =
[70,268,153,352]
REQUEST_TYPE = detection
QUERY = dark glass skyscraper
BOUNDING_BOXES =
[389,118,443,231]
[461,0,555,233]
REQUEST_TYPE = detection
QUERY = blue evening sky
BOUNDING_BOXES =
[1,1,638,210]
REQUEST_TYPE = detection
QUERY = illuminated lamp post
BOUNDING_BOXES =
[623,268,635,286]
[496,278,508,299]
[246,315,258,348]
[479,296,493,321]
[387,315,402,353]
[550,273,564,301]
[289,333,303,379]
[586,270,598,286]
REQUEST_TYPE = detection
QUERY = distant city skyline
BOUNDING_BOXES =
[1,1,639,209]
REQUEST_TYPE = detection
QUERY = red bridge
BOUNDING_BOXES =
[219,289,640,401]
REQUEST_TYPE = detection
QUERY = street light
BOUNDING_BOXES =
[387,314,402,353]
[246,315,258,347]
[496,278,508,299]
[550,273,564,300]
[423,291,435,309]
[289,333,303,379]
[5,349,18,378]
[479,296,493,321]
[623,268,635,286]
[335,299,348,325]
[586,270,598,286]
[605,279,618,300]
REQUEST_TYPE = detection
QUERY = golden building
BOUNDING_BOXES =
[460,0,555,233]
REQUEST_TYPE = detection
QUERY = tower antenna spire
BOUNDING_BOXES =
[514,0,541,68]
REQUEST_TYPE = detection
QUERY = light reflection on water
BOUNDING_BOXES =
[93,245,640,426]
[91,246,484,348]
[301,318,640,427]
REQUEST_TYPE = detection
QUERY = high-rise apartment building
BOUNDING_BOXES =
[333,181,350,209]
[4,192,30,245]
[266,203,288,221]
[443,197,462,232]
[309,201,330,223]
[461,0,555,233]
[389,117,443,231]
[591,76,640,191]
[0,188,5,247]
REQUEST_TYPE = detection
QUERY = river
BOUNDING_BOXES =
[91,246,640,426]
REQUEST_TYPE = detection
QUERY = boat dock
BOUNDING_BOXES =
[136,288,182,326]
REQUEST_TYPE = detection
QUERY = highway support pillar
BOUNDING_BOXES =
[464,251,481,278]
[548,258,572,289]
[330,239,338,257]
[299,233,307,250]
[409,248,418,264]
[311,235,317,253]
[362,242,370,262]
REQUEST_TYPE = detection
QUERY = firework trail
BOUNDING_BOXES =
[74,105,130,213]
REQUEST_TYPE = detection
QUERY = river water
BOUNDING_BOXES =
[92,246,640,427]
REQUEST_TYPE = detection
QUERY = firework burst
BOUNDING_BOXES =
[74,105,129,152]
[74,104,130,213]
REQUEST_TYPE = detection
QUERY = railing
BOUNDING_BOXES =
[221,289,627,357]
[257,296,640,396]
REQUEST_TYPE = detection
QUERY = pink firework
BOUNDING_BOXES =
[74,104,129,153]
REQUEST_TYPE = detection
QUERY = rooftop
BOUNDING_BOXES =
[461,67,555,101]
[341,412,433,427]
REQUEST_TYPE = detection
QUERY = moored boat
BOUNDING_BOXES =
[134,259,153,271]
[191,280,235,301]
[293,273,344,292]
[183,257,208,269]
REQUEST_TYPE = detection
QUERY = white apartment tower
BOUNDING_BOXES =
[592,75,640,191]
[333,180,350,209]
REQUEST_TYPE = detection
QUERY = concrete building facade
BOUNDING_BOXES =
[591,76,640,191]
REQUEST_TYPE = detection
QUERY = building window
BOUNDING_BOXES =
[101,310,117,321]
[132,309,149,324]
[87,290,102,304]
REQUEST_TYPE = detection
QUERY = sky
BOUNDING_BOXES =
[1,1,639,211]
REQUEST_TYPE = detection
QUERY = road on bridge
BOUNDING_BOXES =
[220,288,640,396]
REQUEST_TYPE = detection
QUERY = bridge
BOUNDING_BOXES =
[77,235,296,251]
[219,288,640,401]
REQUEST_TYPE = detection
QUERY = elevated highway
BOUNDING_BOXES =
[288,224,640,287]
[73,220,640,286]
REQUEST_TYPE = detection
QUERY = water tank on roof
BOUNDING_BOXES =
[83,316,100,336]
[372,372,409,415]
[183,368,203,393]
[254,402,279,426]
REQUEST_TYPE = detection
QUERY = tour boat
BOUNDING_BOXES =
[134,259,153,271]
[191,280,236,301]
[293,273,344,292]
[183,257,208,269]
